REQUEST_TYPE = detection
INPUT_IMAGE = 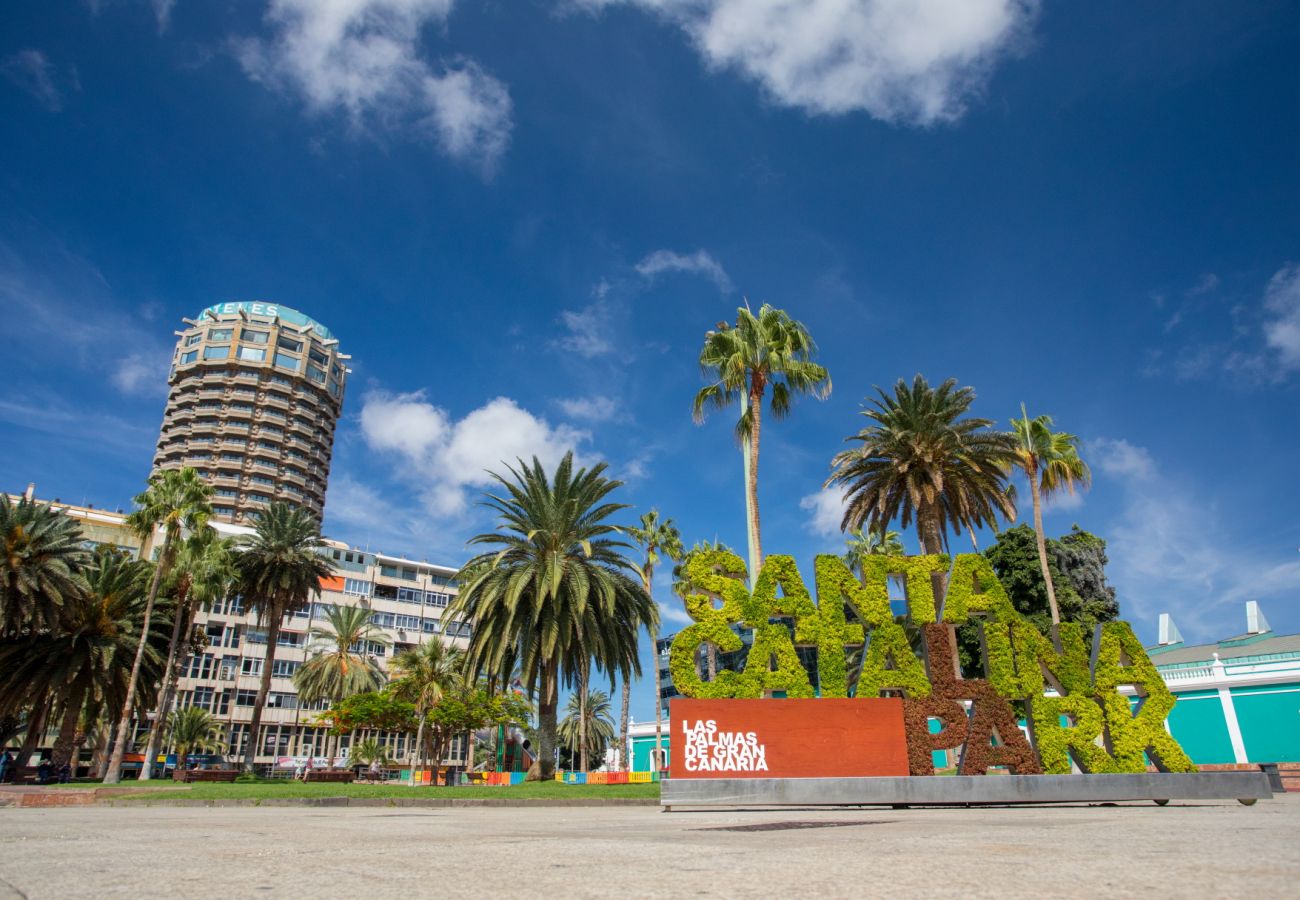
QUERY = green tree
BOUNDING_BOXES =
[139,527,235,781]
[234,502,330,773]
[389,637,464,782]
[425,683,533,783]
[1009,406,1091,625]
[0,495,89,638]
[983,524,1119,638]
[842,526,905,577]
[165,707,225,781]
[104,467,213,784]
[827,376,1016,560]
[294,605,390,706]
[348,737,394,775]
[451,453,656,781]
[626,510,683,772]
[0,548,166,770]
[558,688,616,767]
[323,691,418,734]
[693,303,831,580]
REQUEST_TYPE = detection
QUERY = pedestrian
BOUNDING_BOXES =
[36,759,51,785]
[0,749,13,784]
[57,762,72,784]
[303,756,314,781]
[369,759,381,782]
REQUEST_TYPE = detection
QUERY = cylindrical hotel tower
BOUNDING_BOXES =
[152,301,349,524]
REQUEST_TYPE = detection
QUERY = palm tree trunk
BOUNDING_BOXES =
[536,659,558,781]
[579,661,589,774]
[707,645,717,680]
[242,611,282,774]
[17,700,49,768]
[918,507,950,600]
[618,678,630,771]
[104,533,171,784]
[172,744,189,782]
[747,387,764,576]
[140,584,193,782]
[50,681,88,770]
[96,723,116,779]
[411,714,426,785]
[650,627,663,775]
[89,720,110,777]
[1028,468,1062,626]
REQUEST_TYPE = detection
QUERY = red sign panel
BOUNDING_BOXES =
[669,698,909,779]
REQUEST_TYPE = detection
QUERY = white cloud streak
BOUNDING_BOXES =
[237,0,511,173]
[635,249,733,293]
[359,391,591,514]
[1262,263,1300,372]
[2,49,63,111]
[555,302,614,358]
[799,487,847,538]
[558,395,620,422]
[575,0,1038,124]
[1092,437,1300,639]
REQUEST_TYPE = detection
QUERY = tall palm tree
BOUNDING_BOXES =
[139,527,235,781]
[294,605,389,709]
[234,502,330,773]
[0,548,165,771]
[104,467,212,784]
[558,688,616,768]
[389,637,464,783]
[627,511,683,772]
[693,303,831,581]
[826,376,1017,560]
[451,452,656,781]
[842,526,905,577]
[165,707,225,781]
[0,495,89,638]
[1009,405,1091,626]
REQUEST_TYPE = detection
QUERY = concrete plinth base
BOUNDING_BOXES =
[661,773,1273,810]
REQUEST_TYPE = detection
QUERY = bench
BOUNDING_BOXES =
[180,769,239,783]
[303,770,354,784]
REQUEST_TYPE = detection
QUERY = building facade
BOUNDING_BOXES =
[153,301,350,524]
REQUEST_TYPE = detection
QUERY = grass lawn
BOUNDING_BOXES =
[53,780,660,801]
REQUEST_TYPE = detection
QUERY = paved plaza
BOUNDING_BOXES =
[1,797,1297,898]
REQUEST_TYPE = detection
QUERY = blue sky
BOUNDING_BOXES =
[3,1,1299,722]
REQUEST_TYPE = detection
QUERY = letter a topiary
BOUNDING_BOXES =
[1092,622,1196,773]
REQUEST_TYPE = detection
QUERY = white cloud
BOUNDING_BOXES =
[576,0,1038,124]
[2,49,63,111]
[557,395,620,422]
[237,0,511,173]
[1090,437,1155,481]
[1096,438,1300,639]
[359,391,591,514]
[635,249,733,293]
[658,601,694,627]
[152,0,176,31]
[555,302,614,358]
[1262,263,1300,372]
[112,352,169,397]
[799,487,848,538]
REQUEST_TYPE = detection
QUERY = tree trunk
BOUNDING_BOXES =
[918,507,950,602]
[650,626,663,775]
[104,532,172,784]
[747,387,764,577]
[89,721,110,778]
[16,700,49,768]
[578,661,589,774]
[707,645,717,680]
[618,677,630,772]
[172,746,188,782]
[96,724,116,779]
[536,659,558,781]
[1029,466,1062,626]
[242,611,282,773]
[140,582,193,782]
[50,682,88,770]
[411,714,426,785]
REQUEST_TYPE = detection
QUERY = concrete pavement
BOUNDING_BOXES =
[2,796,1297,898]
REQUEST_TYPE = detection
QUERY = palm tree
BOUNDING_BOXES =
[0,495,89,638]
[0,548,165,771]
[1009,405,1091,626]
[234,502,330,773]
[104,467,213,784]
[842,526,905,577]
[451,453,656,781]
[627,511,683,772]
[389,637,464,783]
[349,737,394,778]
[165,707,225,781]
[295,604,390,762]
[826,376,1017,560]
[139,527,235,781]
[693,303,831,581]
[558,689,616,768]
